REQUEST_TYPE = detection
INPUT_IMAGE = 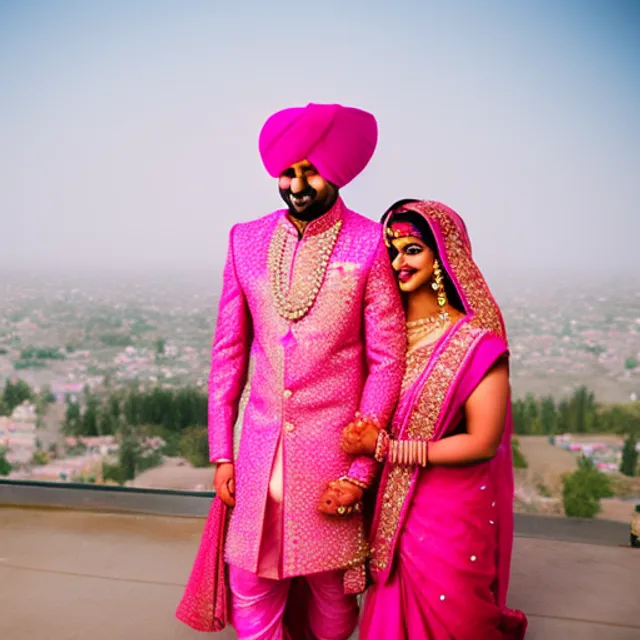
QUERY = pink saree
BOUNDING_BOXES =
[360,201,527,639]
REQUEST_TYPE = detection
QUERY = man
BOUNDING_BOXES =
[209,103,405,639]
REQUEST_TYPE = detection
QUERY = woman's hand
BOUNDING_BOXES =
[341,417,379,456]
[318,479,363,517]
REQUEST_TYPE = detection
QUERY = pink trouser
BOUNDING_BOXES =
[229,564,358,640]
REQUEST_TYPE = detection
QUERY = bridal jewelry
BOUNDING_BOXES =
[406,310,450,343]
[268,220,342,321]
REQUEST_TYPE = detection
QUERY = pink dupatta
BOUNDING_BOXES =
[175,496,231,632]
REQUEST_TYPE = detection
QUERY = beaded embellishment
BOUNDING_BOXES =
[268,220,343,321]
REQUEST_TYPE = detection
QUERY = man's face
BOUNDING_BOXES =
[278,159,337,221]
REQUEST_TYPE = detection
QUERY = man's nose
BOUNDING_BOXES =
[290,175,307,194]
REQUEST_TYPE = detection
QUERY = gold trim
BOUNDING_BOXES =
[370,323,482,572]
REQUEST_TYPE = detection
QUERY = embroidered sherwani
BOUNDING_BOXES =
[208,198,405,578]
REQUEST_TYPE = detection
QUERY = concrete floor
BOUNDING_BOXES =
[1,508,639,639]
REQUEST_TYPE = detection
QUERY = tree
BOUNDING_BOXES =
[562,456,613,518]
[511,438,528,469]
[2,379,33,414]
[118,430,142,482]
[620,434,638,477]
[155,338,166,357]
[0,449,12,476]
[180,426,210,467]
[539,396,558,435]
[63,397,82,435]
[82,394,100,436]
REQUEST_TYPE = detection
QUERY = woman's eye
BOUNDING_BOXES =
[405,246,422,255]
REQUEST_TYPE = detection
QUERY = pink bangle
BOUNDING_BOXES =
[388,439,429,467]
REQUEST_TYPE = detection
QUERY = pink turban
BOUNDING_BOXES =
[258,103,378,188]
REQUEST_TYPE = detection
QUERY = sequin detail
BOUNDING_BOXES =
[211,201,406,579]
[268,218,343,321]
[370,324,483,572]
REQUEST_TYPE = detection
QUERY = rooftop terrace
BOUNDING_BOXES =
[1,481,638,639]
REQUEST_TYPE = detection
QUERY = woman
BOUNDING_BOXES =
[342,199,528,639]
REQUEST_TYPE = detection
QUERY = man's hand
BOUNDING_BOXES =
[214,462,235,507]
[341,417,379,456]
[318,479,363,517]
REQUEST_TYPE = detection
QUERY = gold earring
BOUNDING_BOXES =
[432,259,448,309]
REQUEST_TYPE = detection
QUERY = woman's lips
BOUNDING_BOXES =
[397,269,416,283]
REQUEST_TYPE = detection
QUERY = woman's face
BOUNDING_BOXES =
[390,235,436,293]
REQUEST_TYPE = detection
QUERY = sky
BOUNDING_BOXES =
[0,0,638,283]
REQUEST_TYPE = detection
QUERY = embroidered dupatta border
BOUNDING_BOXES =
[370,321,485,577]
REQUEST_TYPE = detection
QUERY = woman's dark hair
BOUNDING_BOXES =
[383,202,466,313]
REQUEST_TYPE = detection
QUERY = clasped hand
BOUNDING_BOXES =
[340,416,379,457]
[318,479,363,517]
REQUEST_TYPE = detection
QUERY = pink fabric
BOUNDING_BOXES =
[363,200,526,638]
[229,565,358,640]
[208,197,405,578]
[259,103,378,188]
[361,327,526,639]
[257,493,283,579]
[175,496,230,632]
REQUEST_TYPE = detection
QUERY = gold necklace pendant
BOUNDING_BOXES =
[406,310,450,329]
[268,220,343,321]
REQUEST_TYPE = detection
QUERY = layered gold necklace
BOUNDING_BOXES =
[268,220,343,321]
[406,310,450,345]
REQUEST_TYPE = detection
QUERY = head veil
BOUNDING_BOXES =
[381,199,507,341]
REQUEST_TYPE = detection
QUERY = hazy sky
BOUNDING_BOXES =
[1,0,638,282]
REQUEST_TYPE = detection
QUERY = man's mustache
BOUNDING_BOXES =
[285,186,317,202]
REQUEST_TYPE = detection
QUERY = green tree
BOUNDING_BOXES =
[0,449,12,476]
[82,394,100,436]
[523,393,539,434]
[539,396,558,435]
[155,338,166,357]
[2,379,33,413]
[31,451,49,466]
[64,397,82,435]
[511,438,528,469]
[118,431,142,482]
[620,434,638,477]
[180,426,210,467]
[562,456,613,518]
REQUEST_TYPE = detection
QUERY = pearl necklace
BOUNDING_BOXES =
[268,220,343,321]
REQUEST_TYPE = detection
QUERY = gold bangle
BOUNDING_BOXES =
[339,475,368,490]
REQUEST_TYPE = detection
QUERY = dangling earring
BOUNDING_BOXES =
[432,259,450,319]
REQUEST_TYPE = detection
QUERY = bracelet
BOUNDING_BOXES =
[389,439,429,467]
[339,475,368,490]
[374,429,390,462]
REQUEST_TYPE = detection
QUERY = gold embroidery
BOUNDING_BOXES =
[385,201,506,340]
[370,324,482,572]
[268,220,343,321]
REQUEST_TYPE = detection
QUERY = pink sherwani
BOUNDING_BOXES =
[208,197,405,579]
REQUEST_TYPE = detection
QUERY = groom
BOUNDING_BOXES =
[208,103,405,639]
